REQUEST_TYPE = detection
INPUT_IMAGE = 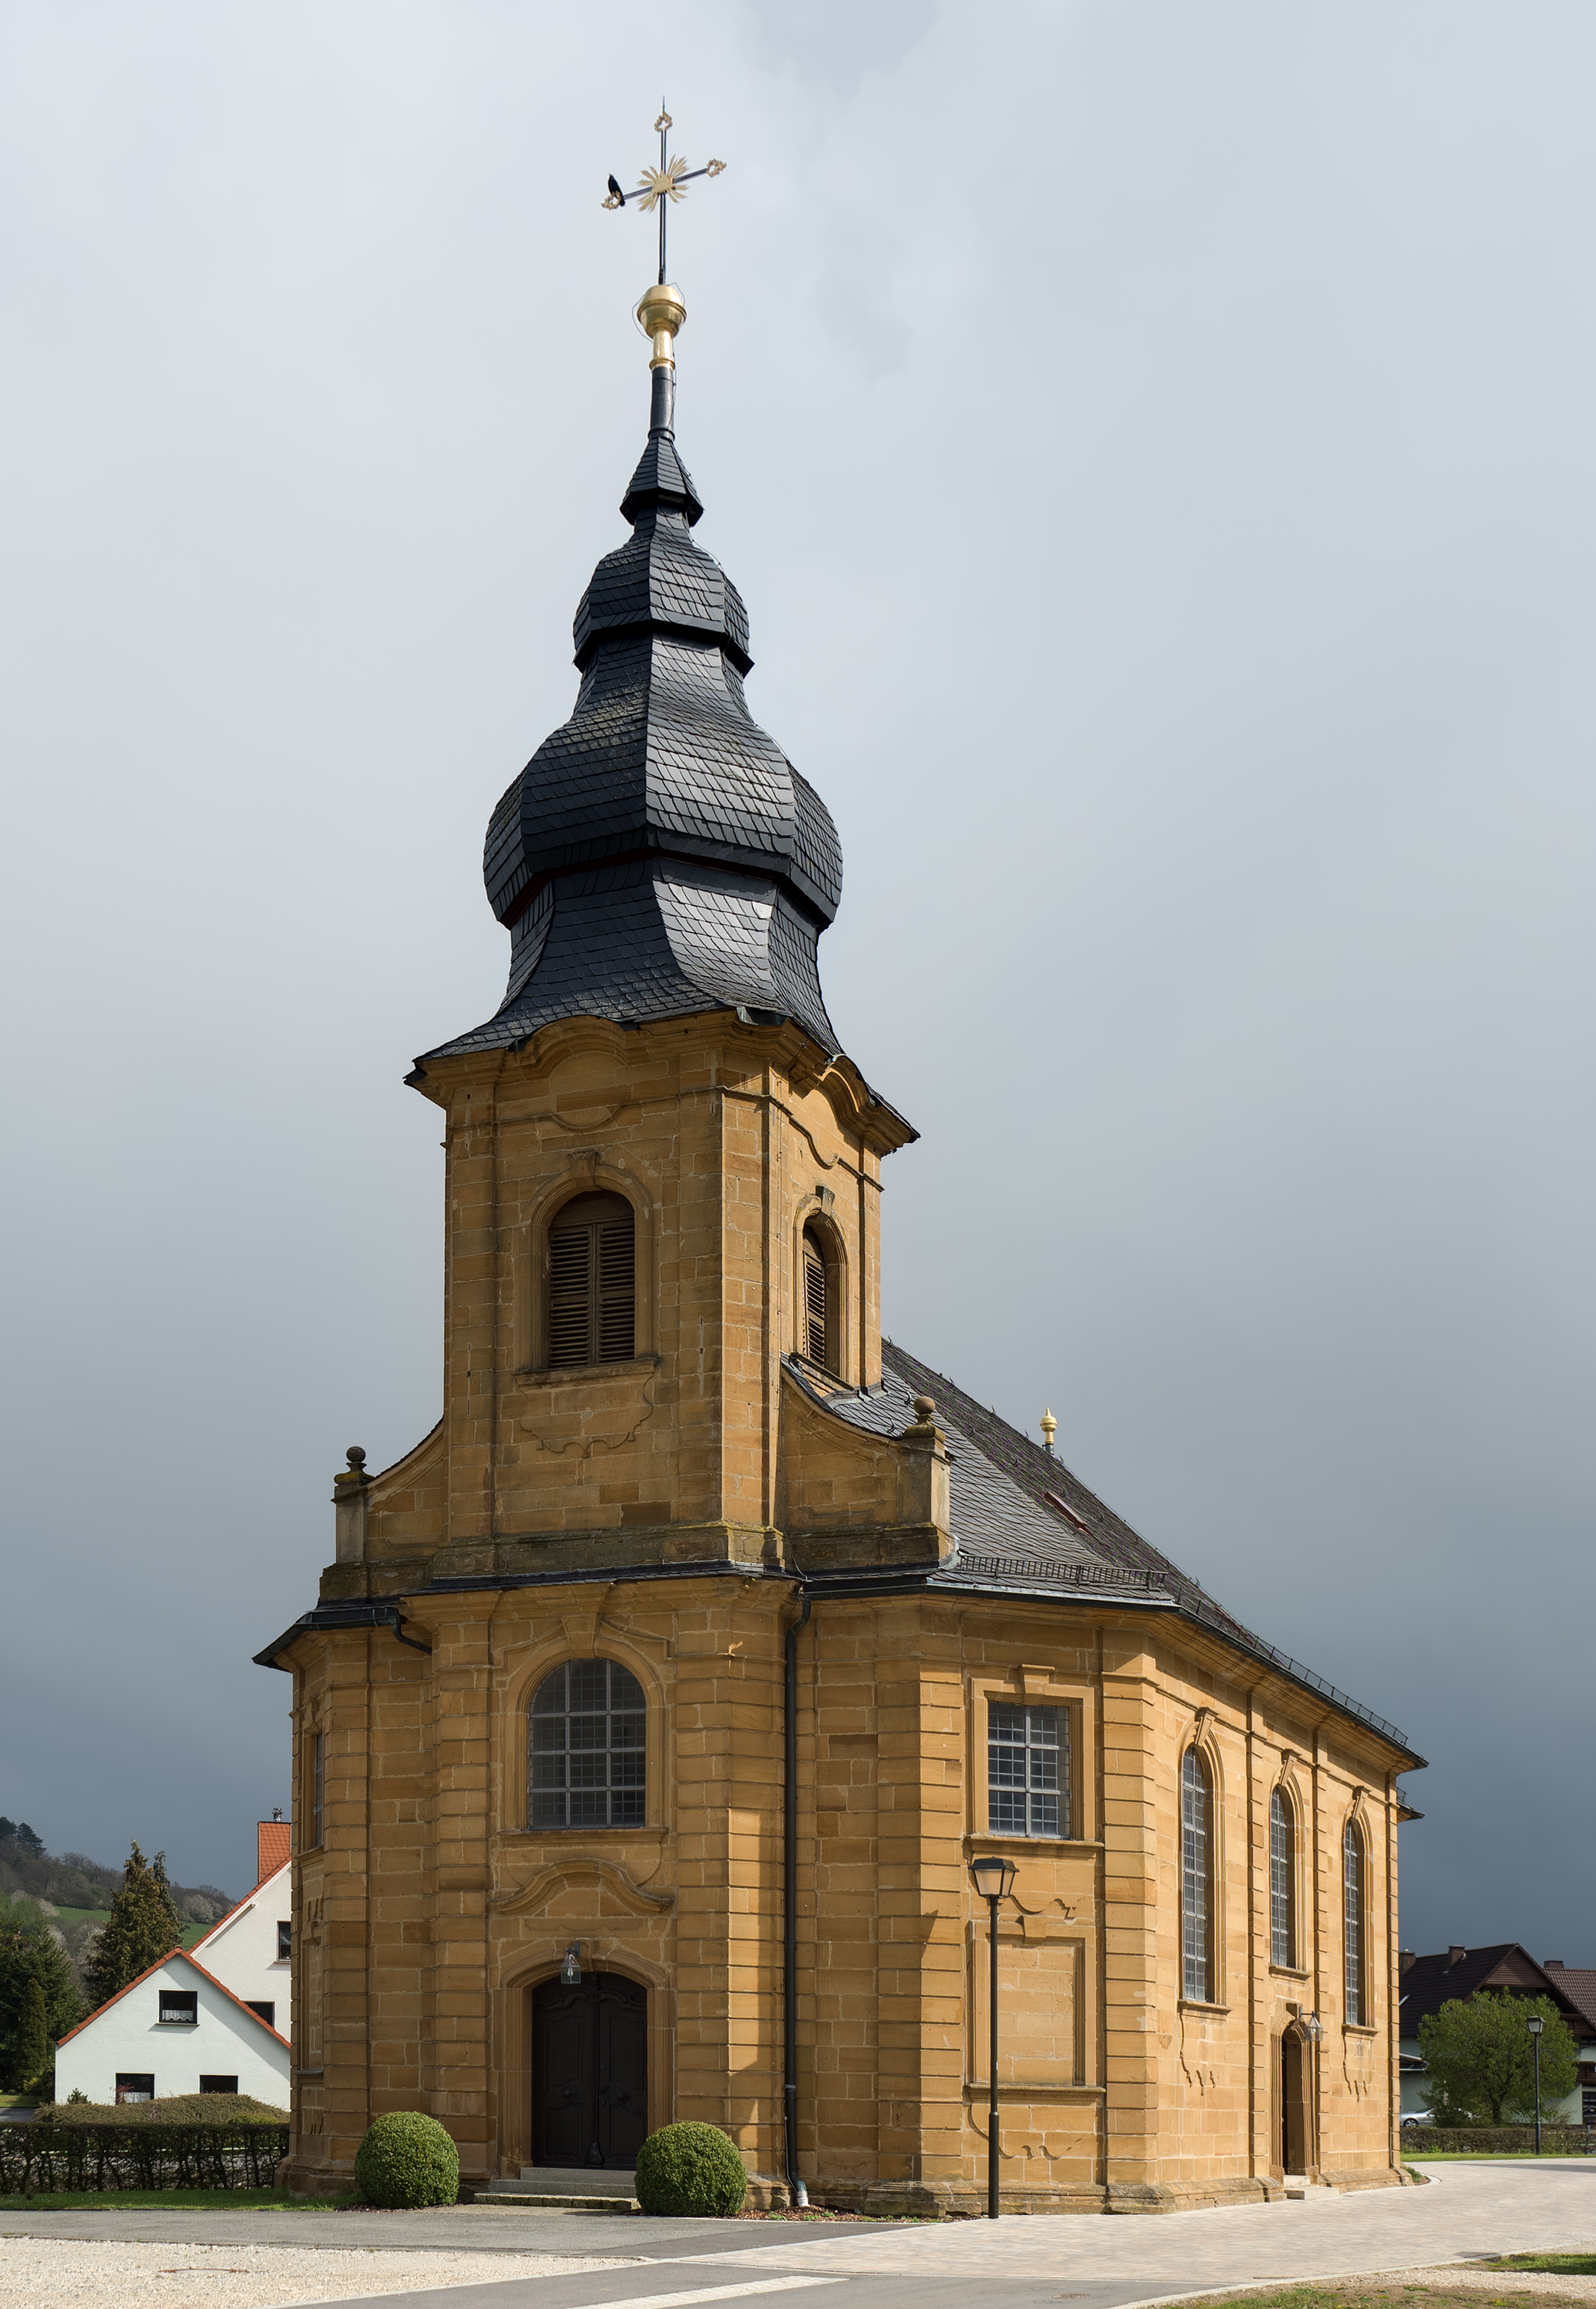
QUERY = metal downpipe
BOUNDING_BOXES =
[783,1592,812,2208]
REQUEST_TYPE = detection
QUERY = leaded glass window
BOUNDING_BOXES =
[988,1703,1068,1838]
[529,1660,646,1829]
[1343,1820,1364,2024]
[1270,1787,1294,1968]
[1181,1747,1213,2001]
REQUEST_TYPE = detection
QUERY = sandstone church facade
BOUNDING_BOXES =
[257,286,1423,2213]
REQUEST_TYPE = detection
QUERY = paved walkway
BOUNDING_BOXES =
[4,2160,1596,2309]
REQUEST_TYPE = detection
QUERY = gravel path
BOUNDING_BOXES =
[0,2236,636,2307]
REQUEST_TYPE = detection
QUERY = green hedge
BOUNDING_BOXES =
[44,2094,287,2127]
[0,2118,289,2194]
[1404,2125,1596,2156]
[353,2112,459,2208]
[635,2122,748,2217]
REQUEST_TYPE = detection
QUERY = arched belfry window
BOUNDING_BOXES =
[1270,1787,1296,1969]
[529,1660,645,1829]
[802,1221,839,1374]
[1181,1747,1214,2002]
[547,1192,635,1368]
[1343,1818,1365,2024]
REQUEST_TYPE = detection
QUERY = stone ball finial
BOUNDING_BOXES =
[913,1395,935,1421]
[346,1446,368,1472]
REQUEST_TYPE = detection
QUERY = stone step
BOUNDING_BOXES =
[478,2190,639,2212]
[1282,2175,1339,2199]
[516,2167,637,2194]
[481,2168,640,2212]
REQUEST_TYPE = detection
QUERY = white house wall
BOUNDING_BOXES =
[55,1957,289,2108]
[189,1862,292,2029]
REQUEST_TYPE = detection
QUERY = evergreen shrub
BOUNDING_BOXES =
[634,2122,747,2217]
[353,2112,459,2207]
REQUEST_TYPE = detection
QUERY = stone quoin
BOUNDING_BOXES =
[255,268,1423,2213]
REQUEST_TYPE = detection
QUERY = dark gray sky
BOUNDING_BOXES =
[1,1,1590,1949]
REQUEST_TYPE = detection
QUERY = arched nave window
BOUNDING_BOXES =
[1343,1818,1366,2025]
[1270,1786,1296,1969]
[1181,1747,1214,2002]
[529,1660,645,1829]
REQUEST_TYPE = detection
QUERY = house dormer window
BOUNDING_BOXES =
[548,1192,635,1367]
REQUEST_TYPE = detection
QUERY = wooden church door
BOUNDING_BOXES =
[532,1971,647,2169]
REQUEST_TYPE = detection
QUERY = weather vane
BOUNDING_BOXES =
[604,105,726,287]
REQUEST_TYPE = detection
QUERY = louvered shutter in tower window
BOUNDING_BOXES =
[547,1226,593,1367]
[804,1237,827,1366]
[596,1219,636,1363]
[546,1191,636,1369]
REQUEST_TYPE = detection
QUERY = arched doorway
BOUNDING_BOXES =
[532,1970,647,2170]
[1280,2025,1310,2175]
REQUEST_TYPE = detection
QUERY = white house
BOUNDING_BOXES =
[187,1820,292,2030]
[55,1821,291,2108]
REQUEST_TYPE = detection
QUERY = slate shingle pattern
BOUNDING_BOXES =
[423,402,844,1065]
[783,1342,1415,1753]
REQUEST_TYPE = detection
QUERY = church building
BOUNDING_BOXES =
[256,274,1423,2213]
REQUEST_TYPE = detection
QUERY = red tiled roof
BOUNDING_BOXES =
[56,1946,290,2052]
[256,1820,290,1885]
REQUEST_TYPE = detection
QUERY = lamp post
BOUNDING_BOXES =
[1528,2013,1545,2154]
[969,1854,1017,2219]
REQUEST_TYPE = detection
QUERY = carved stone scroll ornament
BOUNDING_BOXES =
[492,1857,673,1918]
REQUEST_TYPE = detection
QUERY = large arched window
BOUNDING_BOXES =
[1181,1747,1214,2002]
[1270,1787,1296,1969]
[529,1660,645,1829]
[801,1221,839,1373]
[1343,1819,1365,2024]
[547,1192,635,1368]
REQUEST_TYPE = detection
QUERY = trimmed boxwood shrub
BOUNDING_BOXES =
[353,2112,459,2207]
[634,2121,747,2217]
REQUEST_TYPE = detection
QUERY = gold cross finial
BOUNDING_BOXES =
[603,103,726,287]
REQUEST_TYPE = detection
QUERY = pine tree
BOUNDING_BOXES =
[82,1843,184,2011]
[0,1924,80,2091]
[14,1979,48,2093]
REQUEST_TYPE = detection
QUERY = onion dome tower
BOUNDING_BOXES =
[423,282,843,1064]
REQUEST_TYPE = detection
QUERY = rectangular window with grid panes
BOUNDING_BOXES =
[988,1702,1068,1838]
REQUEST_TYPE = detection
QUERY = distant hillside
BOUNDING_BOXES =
[0,1820,233,1923]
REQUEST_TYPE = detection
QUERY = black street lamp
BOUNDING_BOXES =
[1528,2013,1545,2154]
[969,1854,1018,2220]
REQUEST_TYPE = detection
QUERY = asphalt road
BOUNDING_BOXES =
[6,2160,1596,2309]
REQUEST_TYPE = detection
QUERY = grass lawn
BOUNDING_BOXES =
[1479,2260,1596,2276]
[1185,2287,1585,2309]
[0,2097,37,2112]
[1404,2151,1596,2162]
[0,2189,357,2212]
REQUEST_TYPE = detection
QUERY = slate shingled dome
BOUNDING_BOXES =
[424,394,843,1062]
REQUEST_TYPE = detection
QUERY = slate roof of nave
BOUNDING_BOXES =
[784,1340,1418,1761]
